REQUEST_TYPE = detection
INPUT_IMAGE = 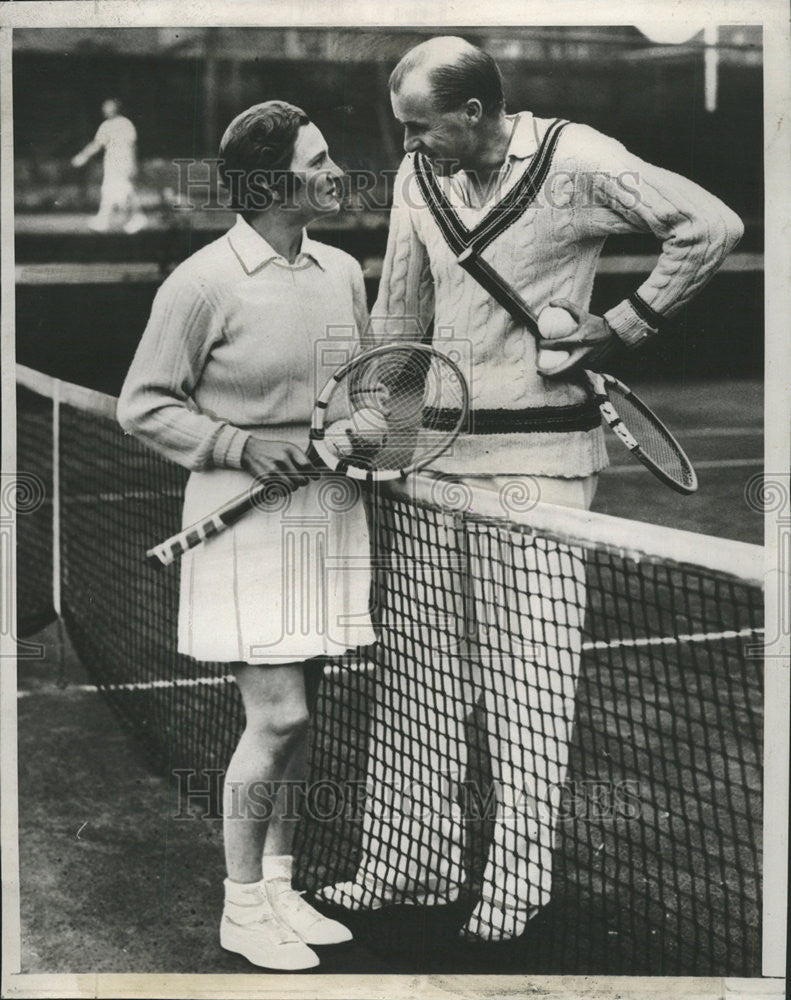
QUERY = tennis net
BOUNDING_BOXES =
[16,364,764,975]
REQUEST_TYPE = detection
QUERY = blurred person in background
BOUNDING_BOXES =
[71,97,147,233]
[322,34,743,942]
[118,100,373,970]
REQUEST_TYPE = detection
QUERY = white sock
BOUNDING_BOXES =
[223,877,265,907]
[262,854,293,886]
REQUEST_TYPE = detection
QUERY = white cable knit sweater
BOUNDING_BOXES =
[370,112,744,477]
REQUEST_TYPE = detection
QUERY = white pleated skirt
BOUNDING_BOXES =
[177,468,377,664]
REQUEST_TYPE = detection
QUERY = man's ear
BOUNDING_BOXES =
[464,99,484,124]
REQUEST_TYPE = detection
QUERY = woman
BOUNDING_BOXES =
[117,102,376,970]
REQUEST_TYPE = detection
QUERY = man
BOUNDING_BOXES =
[321,36,743,941]
[72,98,147,233]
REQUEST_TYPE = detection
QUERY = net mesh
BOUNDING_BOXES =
[17,368,764,975]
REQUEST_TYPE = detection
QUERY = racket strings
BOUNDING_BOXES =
[608,385,697,491]
[322,347,467,473]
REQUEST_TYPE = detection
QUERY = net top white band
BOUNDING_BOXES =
[17,363,118,421]
[391,472,764,588]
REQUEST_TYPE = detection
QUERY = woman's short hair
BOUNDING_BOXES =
[389,38,505,116]
[218,100,310,218]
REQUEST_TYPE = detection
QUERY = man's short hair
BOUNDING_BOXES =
[218,100,310,218]
[389,38,505,116]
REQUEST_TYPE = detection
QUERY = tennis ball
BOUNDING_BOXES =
[537,306,578,339]
[537,349,572,371]
[351,407,388,448]
[324,420,355,457]
[537,306,577,371]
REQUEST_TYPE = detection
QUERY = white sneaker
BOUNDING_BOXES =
[266,880,352,945]
[220,883,319,970]
[88,217,110,232]
[459,828,547,941]
[319,866,461,911]
[460,898,540,942]
[319,812,465,911]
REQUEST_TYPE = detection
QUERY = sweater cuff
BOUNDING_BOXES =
[604,298,657,348]
[212,424,251,469]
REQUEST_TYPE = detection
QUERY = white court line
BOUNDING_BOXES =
[675,427,762,438]
[63,489,184,504]
[361,252,763,279]
[17,674,234,698]
[17,629,763,699]
[584,626,764,653]
[13,254,765,282]
[604,457,763,472]
[15,262,162,285]
[592,252,763,274]
[17,661,377,698]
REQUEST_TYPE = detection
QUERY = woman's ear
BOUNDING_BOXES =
[245,169,277,210]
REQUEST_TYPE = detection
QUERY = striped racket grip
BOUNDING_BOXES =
[146,512,228,568]
[597,398,639,451]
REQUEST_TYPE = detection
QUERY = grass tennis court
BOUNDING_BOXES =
[15,371,763,976]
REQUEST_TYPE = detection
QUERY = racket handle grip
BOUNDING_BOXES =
[145,512,227,568]
[145,475,283,568]
[146,550,166,570]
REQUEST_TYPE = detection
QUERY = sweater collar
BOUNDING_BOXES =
[504,112,540,162]
[227,215,328,274]
[441,112,539,206]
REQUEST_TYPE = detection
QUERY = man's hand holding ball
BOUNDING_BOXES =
[536,298,617,377]
[536,306,576,371]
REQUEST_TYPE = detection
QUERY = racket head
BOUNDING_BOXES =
[310,343,469,480]
[586,370,698,494]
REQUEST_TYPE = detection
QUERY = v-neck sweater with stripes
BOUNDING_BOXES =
[369,114,743,477]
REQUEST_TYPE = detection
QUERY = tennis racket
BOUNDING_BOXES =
[145,343,469,567]
[457,248,698,495]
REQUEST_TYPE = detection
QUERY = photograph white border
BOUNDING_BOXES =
[1,2,788,998]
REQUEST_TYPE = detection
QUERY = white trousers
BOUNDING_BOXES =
[94,172,139,227]
[347,474,595,922]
